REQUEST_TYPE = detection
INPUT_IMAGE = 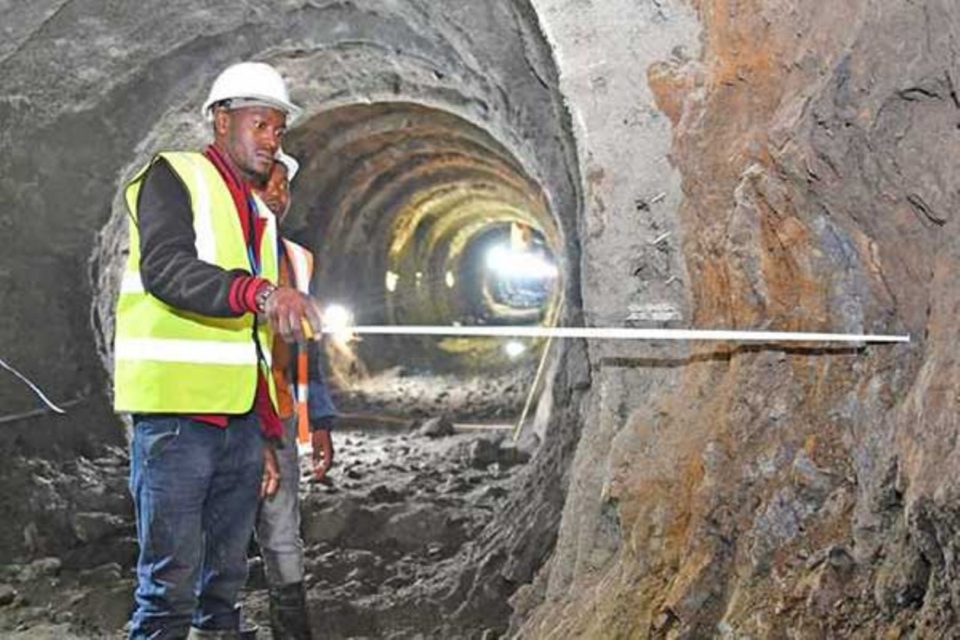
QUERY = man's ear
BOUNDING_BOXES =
[213,107,231,138]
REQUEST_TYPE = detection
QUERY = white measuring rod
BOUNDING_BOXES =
[327,325,909,343]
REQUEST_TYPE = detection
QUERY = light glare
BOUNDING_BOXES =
[504,340,526,358]
[485,244,558,280]
[323,303,355,344]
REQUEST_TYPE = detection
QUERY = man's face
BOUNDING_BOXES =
[215,105,286,183]
[255,161,290,219]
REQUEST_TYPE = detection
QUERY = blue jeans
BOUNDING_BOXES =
[128,414,264,640]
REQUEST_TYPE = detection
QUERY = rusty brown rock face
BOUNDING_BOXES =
[520,0,960,637]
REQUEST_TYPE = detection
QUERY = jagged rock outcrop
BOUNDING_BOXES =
[517,0,960,637]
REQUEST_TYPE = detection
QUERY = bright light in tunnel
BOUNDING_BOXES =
[323,303,355,344]
[445,271,455,288]
[504,340,527,359]
[385,271,398,292]
[485,244,558,281]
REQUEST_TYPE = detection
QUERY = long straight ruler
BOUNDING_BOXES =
[330,325,909,343]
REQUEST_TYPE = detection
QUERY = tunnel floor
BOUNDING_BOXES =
[0,370,535,639]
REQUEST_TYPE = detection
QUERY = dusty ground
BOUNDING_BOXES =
[334,366,532,424]
[0,371,534,639]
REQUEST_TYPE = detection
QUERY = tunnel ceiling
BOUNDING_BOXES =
[283,102,563,373]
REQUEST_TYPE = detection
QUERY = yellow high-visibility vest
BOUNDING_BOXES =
[113,151,279,414]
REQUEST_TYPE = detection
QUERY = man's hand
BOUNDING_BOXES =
[263,286,323,344]
[311,429,334,482]
[261,444,280,498]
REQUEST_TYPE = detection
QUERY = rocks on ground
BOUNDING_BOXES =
[0,371,534,638]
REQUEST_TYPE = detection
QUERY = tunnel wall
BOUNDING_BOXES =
[0,0,579,448]
[0,0,585,602]
[6,0,960,637]
[516,0,960,637]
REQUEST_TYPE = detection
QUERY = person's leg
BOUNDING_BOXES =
[257,416,304,586]
[256,416,313,639]
[193,413,265,631]
[128,416,216,640]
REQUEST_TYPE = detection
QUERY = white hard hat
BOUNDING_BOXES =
[276,149,299,183]
[202,62,303,124]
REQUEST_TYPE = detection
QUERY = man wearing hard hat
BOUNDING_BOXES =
[251,150,336,639]
[114,62,321,639]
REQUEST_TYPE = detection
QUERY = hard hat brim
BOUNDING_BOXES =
[203,95,303,125]
[276,150,300,183]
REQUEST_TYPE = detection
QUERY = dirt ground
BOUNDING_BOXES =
[0,370,535,639]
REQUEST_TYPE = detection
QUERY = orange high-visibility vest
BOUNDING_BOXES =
[281,238,315,444]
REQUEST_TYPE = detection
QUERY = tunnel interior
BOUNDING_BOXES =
[282,102,563,377]
[8,1,960,639]
[0,1,589,637]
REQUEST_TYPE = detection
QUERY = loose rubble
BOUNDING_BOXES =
[0,372,534,638]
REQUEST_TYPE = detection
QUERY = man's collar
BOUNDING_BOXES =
[205,144,251,193]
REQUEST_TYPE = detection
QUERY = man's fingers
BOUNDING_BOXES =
[268,472,280,496]
[305,299,324,338]
[310,445,325,478]
[261,446,280,498]
[277,309,294,343]
[308,429,333,484]
[262,467,279,497]
[289,308,305,344]
[316,461,332,483]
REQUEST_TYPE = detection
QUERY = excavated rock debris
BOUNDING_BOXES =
[0,418,532,639]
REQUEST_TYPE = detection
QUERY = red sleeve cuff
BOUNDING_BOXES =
[228,275,271,314]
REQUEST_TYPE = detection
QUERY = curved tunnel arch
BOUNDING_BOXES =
[75,6,586,632]
[282,102,563,374]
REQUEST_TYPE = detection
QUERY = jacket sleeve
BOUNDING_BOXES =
[136,158,267,317]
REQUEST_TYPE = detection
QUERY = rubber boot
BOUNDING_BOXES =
[268,582,313,640]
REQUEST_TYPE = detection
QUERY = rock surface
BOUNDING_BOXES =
[0,4,582,636]
[0,414,536,638]
[4,0,960,638]
[516,0,960,638]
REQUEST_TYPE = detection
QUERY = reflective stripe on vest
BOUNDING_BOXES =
[113,151,279,414]
[115,336,272,367]
[281,239,314,443]
[115,338,258,365]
